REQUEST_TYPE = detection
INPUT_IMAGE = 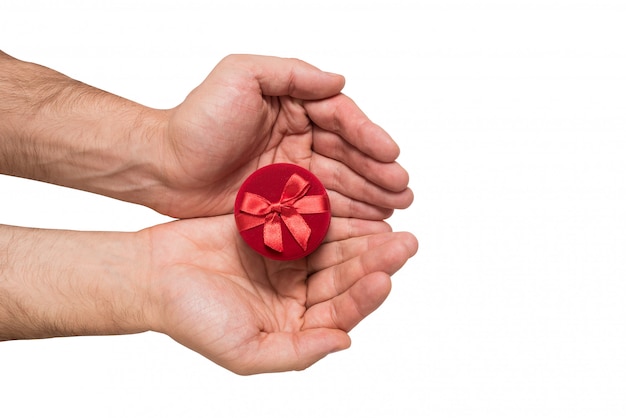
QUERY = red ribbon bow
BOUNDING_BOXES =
[236,173,329,252]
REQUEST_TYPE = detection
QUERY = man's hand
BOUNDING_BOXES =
[155,55,413,219]
[141,216,418,374]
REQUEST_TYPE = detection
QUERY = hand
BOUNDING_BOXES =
[154,54,413,219]
[142,216,418,374]
[0,211,416,373]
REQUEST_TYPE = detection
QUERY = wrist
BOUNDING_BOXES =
[85,105,172,209]
[0,225,152,340]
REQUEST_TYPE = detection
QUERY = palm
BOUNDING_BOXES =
[167,87,314,217]
[144,215,417,374]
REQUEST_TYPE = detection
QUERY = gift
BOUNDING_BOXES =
[234,163,331,260]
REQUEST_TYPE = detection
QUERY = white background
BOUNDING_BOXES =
[1,1,625,417]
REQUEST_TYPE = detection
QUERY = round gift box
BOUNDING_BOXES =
[234,163,331,261]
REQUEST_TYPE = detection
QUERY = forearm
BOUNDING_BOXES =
[0,50,168,206]
[0,224,150,340]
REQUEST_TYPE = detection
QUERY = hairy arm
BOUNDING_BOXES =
[0,51,412,219]
[0,224,150,340]
[0,217,418,374]
[0,50,168,208]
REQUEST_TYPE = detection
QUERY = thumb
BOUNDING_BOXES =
[227,328,351,375]
[215,54,345,99]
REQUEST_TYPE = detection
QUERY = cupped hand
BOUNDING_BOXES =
[141,215,417,374]
[154,54,413,219]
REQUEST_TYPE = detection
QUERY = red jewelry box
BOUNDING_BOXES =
[234,163,331,260]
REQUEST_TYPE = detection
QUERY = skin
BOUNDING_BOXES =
[0,52,413,219]
[0,51,418,374]
[0,218,417,375]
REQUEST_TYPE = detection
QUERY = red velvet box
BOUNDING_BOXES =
[234,163,331,260]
